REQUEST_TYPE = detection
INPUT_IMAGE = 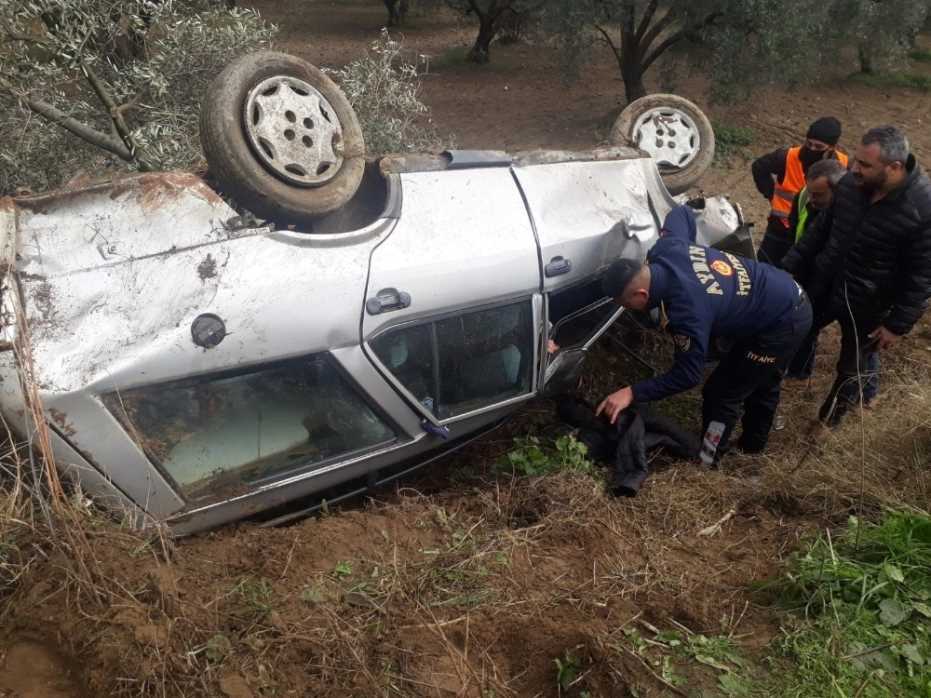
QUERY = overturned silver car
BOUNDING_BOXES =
[0,53,751,534]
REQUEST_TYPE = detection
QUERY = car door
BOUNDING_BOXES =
[361,166,543,429]
[511,154,661,292]
[541,277,625,395]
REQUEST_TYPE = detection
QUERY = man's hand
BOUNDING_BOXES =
[547,339,559,355]
[869,326,901,351]
[596,386,634,425]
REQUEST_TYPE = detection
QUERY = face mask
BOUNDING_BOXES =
[799,146,826,170]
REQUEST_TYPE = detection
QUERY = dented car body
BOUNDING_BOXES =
[0,147,750,534]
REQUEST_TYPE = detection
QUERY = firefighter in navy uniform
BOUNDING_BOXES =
[596,205,813,464]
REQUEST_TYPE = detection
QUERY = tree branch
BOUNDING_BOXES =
[640,11,722,71]
[2,29,51,48]
[80,62,155,170]
[634,0,659,43]
[0,80,133,161]
[465,0,487,20]
[640,29,686,72]
[621,1,635,35]
[638,8,677,60]
[594,23,623,67]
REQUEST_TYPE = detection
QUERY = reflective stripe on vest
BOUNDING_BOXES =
[795,187,810,243]
[770,147,848,227]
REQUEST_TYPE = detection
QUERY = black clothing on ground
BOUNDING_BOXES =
[782,157,931,424]
[557,398,698,496]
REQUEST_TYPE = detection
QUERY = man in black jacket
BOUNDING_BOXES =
[782,126,931,426]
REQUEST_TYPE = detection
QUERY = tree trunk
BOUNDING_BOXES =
[621,28,647,103]
[467,14,496,63]
[858,44,874,74]
[384,0,408,27]
[497,9,525,45]
[622,63,647,102]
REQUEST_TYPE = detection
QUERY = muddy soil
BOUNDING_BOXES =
[3,1,931,696]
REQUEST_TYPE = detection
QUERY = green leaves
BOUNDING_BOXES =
[1,0,276,194]
[884,563,906,583]
[771,510,931,696]
[554,650,582,691]
[327,29,445,157]
[502,435,597,477]
[879,598,910,627]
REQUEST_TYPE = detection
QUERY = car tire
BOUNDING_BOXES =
[610,94,715,195]
[200,51,365,224]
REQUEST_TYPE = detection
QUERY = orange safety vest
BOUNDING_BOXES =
[770,147,848,227]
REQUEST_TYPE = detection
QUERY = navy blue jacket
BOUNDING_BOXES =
[631,206,801,403]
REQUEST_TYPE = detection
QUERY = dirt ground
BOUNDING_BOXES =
[2,2,931,696]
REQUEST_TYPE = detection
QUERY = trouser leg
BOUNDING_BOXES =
[863,352,880,403]
[738,370,782,452]
[818,317,879,425]
[787,326,819,378]
[703,295,812,461]
[701,356,752,462]
[759,217,794,267]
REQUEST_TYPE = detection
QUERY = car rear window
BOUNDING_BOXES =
[102,355,396,500]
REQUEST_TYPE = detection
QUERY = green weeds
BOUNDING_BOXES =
[332,560,353,579]
[614,625,756,693]
[501,435,596,477]
[850,71,931,91]
[766,510,931,697]
[713,122,755,162]
[233,576,274,618]
[554,649,587,695]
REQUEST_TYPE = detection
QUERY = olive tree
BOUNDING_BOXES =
[383,0,410,26]
[0,0,276,195]
[424,0,544,63]
[545,0,930,104]
[836,0,930,73]
[329,30,445,154]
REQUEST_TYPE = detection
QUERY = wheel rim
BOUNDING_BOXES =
[631,107,701,171]
[243,75,344,187]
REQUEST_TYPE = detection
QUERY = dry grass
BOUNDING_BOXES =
[0,321,929,696]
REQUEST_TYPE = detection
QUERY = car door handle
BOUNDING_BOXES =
[545,256,572,277]
[366,287,412,315]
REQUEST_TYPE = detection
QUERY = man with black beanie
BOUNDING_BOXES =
[752,116,848,265]
[596,205,812,464]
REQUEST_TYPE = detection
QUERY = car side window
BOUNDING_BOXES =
[371,300,534,420]
[548,280,620,350]
[102,355,396,500]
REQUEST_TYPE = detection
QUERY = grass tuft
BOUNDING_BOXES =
[713,121,755,162]
[849,71,931,92]
[499,434,597,478]
[765,510,931,697]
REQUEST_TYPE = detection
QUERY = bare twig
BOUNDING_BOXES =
[80,62,155,170]
[0,78,133,161]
